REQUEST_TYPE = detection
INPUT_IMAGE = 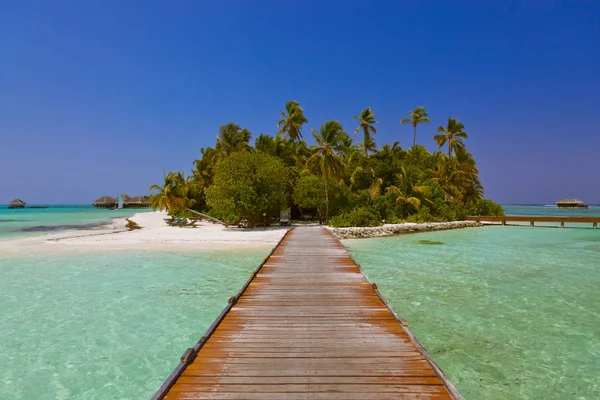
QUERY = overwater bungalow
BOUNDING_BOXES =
[93,195,118,209]
[8,199,26,209]
[556,198,588,209]
[122,194,150,208]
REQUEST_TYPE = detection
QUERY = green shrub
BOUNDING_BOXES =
[293,175,326,218]
[205,152,289,227]
[471,199,505,216]
[405,206,437,223]
[329,207,382,227]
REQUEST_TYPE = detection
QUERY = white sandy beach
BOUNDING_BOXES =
[0,211,290,256]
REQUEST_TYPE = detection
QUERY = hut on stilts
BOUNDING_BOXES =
[556,198,588,209]
[93,196,118,209]
[8,199,26,209]
[122,194,150,208]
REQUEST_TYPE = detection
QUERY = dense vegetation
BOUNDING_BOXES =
[148,101,503,227]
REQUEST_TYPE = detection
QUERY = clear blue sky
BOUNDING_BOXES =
[1,1,599,204]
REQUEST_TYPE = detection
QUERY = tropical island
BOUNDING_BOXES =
[149,101,503,228]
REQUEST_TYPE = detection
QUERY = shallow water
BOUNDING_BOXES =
[345,226,600,399]
[503,204,600,217]
[0,249,267,399]
[0,205,145,240]
[502,205,600,228]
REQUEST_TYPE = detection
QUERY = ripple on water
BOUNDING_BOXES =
[345,226,600,400]
[0,249,268,399]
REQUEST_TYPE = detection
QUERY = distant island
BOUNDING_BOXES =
[147,102,504,227]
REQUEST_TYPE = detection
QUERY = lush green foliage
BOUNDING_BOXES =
[148,171,196,215]
[472,199,505,217]
[204,152,289,227]
[149,101,504,227]
[329,207,382,228]
[293,175,327,220]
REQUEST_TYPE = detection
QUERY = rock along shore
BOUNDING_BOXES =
[327,220,481,240]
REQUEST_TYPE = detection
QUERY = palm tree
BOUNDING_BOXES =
[432,156,464,203]
[454,147,483,205]
[385,165,431,211]
[306,121,346,221]
[400,106,430,147]
[278,100,308,142]
[337,133,361,166]
[434,117,468,157]
[354,107,378,155]
[216,123,252,157]
[405,144,431,168]
[148,171,187,213]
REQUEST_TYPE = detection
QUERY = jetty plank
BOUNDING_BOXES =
[467,215,600,228]
[154,227,461,399]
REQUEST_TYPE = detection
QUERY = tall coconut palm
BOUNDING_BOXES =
[278,100,308,142]
[306,121,346,221]
[354,107,378,155]
[434,117,468,157]
[400,106,430,147]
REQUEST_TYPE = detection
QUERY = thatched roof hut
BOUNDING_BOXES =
[93,195,118,208]
[556,198,588,209]
[123,195,150,208]
[8,198,26,209]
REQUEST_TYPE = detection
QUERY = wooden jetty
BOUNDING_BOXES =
[153,227,462,400]
[467,215,599,229]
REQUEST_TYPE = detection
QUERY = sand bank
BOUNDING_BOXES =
[0,211,290,256]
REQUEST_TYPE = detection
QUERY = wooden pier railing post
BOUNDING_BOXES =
[467,216,600,229]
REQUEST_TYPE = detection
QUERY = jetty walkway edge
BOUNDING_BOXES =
[467,215,600,228]
[153,226,463,399]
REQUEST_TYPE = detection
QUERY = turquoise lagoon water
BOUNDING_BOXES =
[0,249,267,399]
[346,219,600,399]
[2,205,599,399]
[503,204,600,217]
[503,204,600,227]
[0,205,145,240]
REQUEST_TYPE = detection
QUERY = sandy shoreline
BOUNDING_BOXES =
[0,211,290,256]
[0,211,484,256]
